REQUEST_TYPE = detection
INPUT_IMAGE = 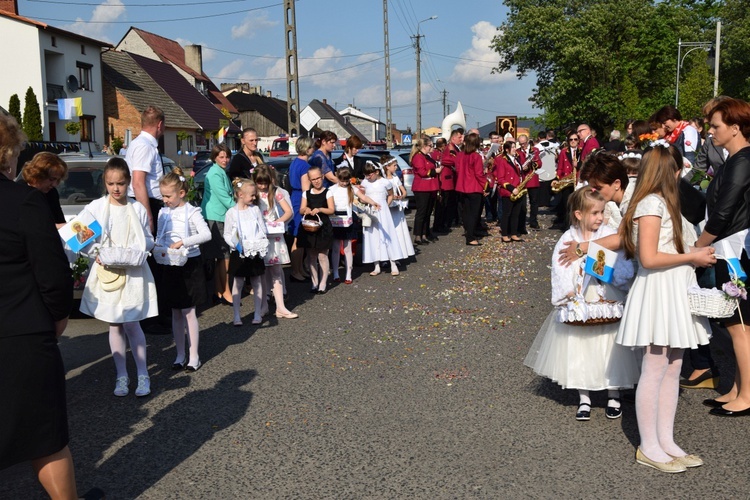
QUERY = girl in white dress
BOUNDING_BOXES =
[156,168,211,371]
[524,186,640,421]
[360,161,406,276]
[80,158,157,397]
[328,166,380,283]
[616,144,715,473]
[382,155,415,260]
[253,166,298,319]
[224,179,269,326]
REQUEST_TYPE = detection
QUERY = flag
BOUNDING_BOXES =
[56,98,83,119]
[217,126,228,144]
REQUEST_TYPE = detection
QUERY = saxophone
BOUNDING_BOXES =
[551,168,577,193]
[509,156,537,202]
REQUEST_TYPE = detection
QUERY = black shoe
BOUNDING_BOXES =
[680,369,719,389]
[576,403,591,421]
[702,398,725,408]
[219,296,233,306]
[426,235,438,242]
[709,406,750,417]
[605,399,622,419]
[186,361,202,372]
[309,287,318,294]
[317,289,327,295]
[172,360,187,371]
[413,239,422,246]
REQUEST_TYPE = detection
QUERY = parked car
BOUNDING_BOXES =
[192,155,295,204]
[50,152,176,221]
[193,150,211,171]
[353,149,414,201]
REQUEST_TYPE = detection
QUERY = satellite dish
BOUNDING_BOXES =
[66,75,79,93]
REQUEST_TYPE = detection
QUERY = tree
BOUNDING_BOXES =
[679,51,715,120]
[8,94,21,125]
[22,86,43,141]
[491,0,707,132]
[718,0,750,100]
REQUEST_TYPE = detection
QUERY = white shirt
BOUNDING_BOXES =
[125,130,163,199]
[156,204,211,258]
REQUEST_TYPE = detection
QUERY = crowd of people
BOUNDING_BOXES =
[4,95,750,495]
[526,96,750,474]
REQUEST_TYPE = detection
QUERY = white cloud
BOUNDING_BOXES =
[64,0,125,43]
[231,11,278,40]
[449,21,514,84]
[215,59,245,79]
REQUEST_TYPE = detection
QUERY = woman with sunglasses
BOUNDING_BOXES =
[552,134,581,227]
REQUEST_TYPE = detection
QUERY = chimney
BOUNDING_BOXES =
[322,99,327,105]
[0,0,19,14]
[266,90,272,98]
[184,44,203,75]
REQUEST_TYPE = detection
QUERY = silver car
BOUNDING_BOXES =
[354,149,414,200]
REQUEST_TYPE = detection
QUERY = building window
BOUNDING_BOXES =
[51,36,57,47]
[77,62,93,91]
[81,44,86,55]
[80,115,95,142]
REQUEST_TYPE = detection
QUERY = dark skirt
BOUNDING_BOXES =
[229,252,266,278]
[296,217,334,250]
[201,220,230,260]
[715,249,750,325]
[0,333,69,470]
[331,210,359,240]
[160,256,207,309]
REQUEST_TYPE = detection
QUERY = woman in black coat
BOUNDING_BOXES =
[0,114,77,497]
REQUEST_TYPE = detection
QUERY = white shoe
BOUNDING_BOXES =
[113,376,129,397]
[134,375,151,397]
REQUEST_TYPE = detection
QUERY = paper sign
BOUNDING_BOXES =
[584,241,617,283]
[59,211,101,253]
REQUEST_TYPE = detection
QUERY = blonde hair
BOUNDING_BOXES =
[619,145,684,259]
[0,114,26,171]
[159,166,189,192]
[231,177,256,203]
[568,186,605,228]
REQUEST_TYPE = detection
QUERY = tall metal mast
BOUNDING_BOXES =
[284,0,301,135]
[383,0,393,147]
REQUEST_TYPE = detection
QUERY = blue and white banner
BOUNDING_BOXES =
[584,241,617,283]
[58,210,101,253]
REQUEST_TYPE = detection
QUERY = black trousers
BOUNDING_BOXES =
[527,187,539,226]
[146,197,171,321]
[483,189,499,221]
[413,191,437,239]
[556,185,574,224]
[461,192,483,243]
[501,195,525,237]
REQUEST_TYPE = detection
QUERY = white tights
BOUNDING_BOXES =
[636,345,686,462]
[172,307,200,366]
[332,239,353,281]
[307,250,330,292]
[109,322,148,379]
[233,275,264,322]
[266,264,293,314]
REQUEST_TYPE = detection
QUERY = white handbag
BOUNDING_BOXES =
[153,206,190,266]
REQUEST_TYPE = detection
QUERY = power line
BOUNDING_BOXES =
[422,50,499,68]
[206,44,411,61]
[29,0,250,5]
[32,2,282,23]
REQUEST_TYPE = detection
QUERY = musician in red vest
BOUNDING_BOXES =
[517,133,541,230]
[494,141,526,242]
[430,138,450,233]
[437,128,463,230]
[577,123,600,162]
[552,132,581,228]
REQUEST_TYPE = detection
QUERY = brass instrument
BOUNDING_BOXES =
[509,156,538,202]
[551,167,577,193]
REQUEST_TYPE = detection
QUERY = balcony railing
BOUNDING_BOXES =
[46,84,66,104]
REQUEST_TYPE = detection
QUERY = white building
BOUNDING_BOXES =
[0,1,110,144]
[338,106,385,143]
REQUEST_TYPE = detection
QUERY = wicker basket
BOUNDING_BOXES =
[98,246,149,267]
[301,214,322,233]
[564,316,622,326]
[558,299,623,326]
[688,286,738,318]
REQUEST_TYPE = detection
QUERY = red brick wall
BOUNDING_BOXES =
[0,0,18,14]
[103,80,141,146]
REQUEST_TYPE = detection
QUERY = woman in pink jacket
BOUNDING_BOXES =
[455,132,487,246]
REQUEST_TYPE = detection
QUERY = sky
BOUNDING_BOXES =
[20,0,539,131]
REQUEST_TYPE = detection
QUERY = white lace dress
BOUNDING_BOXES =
[616,194,711,348]
[524,225,641,390]
[80,199,158,323]
[360,178,406,263]
[387,176,415,258]
[258,189,291,266]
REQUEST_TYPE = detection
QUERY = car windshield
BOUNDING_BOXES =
[57,166,105,205]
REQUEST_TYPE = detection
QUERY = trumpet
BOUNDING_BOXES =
[551,169,576,193]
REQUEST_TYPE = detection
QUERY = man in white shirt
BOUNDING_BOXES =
[125,106,165,234]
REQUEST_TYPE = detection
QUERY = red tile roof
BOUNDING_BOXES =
[128,27,237,114]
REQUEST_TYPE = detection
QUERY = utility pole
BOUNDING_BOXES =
[714,21,721,97]
[284,0,300,135]
[441,89,448,118]
[383,0,393,147]
[413,16,436,139]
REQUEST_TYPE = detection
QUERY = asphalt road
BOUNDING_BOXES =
[2,210,749,499]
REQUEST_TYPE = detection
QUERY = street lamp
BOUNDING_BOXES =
[414,15,437,137]
[675,22,721,108]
